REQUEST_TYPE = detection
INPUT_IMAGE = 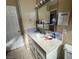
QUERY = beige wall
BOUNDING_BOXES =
[38,4,50,21]
[58,0,72,12]
[58,0,72,44]
[18,0,36,30]
[47,0,58,11]
[6,0,16,6]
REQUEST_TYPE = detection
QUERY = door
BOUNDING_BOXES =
[6,6,21,43]
[49,10,58,31]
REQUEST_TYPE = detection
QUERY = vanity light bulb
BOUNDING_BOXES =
[36,5,38,7]
[40,0,43,4]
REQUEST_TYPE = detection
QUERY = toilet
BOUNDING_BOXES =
[64,44,72,59]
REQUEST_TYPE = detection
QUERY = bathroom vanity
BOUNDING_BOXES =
[27,32,62,59]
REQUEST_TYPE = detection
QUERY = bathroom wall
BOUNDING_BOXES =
[7,0,36,31]
[6,0,16,6]
[47,0,58,11]
[58,0,72,45]
[57,0,72,31]
[58,0,72,12]
[57,0,72,58]
[18,0,36,30]
[38,4,50,21]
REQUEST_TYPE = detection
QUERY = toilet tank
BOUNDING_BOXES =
[64,44,72,59]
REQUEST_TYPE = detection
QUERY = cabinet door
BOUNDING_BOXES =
[36,49,45,59]
[29,38,36,59]
[28,36,46,59]
[37,51,43,59]
[33,45,38,59]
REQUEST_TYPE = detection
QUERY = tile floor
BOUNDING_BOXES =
[6,46,34,59]
[6,34,35,59]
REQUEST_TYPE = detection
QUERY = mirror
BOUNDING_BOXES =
[36,0,72,33]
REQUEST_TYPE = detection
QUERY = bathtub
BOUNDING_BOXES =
[6,35,24,51]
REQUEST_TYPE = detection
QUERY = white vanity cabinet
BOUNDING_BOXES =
[28,36,46,59]
[28,32,62,59]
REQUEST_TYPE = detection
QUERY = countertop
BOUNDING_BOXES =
[27,31,62,54]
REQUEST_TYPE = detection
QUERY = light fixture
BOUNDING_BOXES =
[40,0,43,4]
[36,4,38,7]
